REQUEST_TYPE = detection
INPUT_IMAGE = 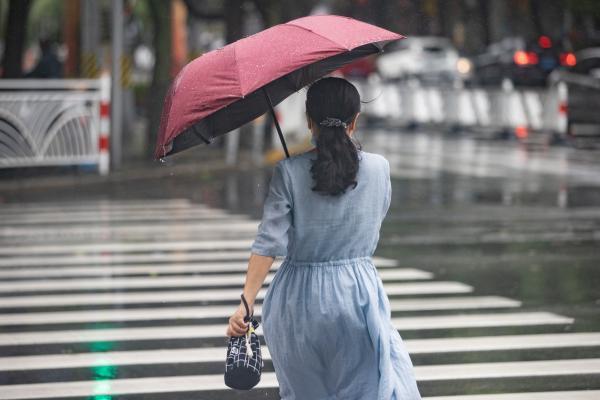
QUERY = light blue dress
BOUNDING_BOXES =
[251,149,422,400]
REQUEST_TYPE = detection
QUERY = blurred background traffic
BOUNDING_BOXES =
[0,0,599,175]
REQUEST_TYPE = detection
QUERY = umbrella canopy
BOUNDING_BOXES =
[154,15,404,159]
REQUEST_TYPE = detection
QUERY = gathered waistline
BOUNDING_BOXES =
[282,256,374,267]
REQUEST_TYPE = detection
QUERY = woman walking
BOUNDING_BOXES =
[226,77,422,400]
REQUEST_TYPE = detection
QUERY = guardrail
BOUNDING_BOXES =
[0,76,111,175]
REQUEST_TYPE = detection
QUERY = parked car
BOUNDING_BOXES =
[549,47,600,147]
[473,36,576,87]
[376,36,472,84]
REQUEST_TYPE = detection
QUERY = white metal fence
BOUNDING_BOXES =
[0,76,110,174]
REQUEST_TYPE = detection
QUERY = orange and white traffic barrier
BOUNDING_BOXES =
[98,73,111,175]
[556,81,569,136]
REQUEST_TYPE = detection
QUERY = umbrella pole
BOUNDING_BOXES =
[262,88,290,159]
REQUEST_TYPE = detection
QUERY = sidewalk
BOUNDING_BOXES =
[0,147,267,195]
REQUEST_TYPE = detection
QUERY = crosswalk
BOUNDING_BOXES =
[1,199,599,399]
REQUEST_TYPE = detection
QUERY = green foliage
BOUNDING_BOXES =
[27,0,64,44]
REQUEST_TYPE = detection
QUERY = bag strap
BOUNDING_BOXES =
[241,294,253,322]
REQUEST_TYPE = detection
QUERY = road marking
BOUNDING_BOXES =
[0,295,519,326]
[0,261,273,277]
[0,239,255,256]
[407,331,600,353]
[0,252,400,268]
[0,221,261,237]
[1,359,599,399]
[425,391,600,400]
[0,259,408,278]
[0,270,431,293]
[415,358,600,380]
[0,238,277,256]
[0,199,196,212]
[0,209,239,225]
[5,287,518,312]
[393,312,573,330]
[2,332,599,371]
[0,312,571,346]
[0,279,469,295]
[0,251,256,267]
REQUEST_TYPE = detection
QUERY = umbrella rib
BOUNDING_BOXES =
[231,42,245,97]
[284,23,353,52]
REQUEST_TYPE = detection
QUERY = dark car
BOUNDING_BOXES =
[549,48,600,147]
[473,36,576,87]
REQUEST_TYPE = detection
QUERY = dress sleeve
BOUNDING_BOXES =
[250,160,293,257]
[382,158,392,217]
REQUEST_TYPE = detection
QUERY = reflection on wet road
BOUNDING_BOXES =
[0,130,599,399]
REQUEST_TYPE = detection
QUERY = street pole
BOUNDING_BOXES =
[111,0,123,170]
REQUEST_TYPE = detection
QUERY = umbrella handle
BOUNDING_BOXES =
[263,88,290,159]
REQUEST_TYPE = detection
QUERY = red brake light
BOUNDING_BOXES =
[514,51,538,66]
[538,36,552,49]
[560,52,577,67]
[527,52,539,64]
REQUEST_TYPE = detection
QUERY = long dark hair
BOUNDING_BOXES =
[306,77,362,196]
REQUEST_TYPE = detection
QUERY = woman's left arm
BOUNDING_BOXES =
[226,252,275,337]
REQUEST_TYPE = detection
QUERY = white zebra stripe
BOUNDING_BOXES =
[1,359,599,399]
[0,253,400,268]
[0,209,239,225]
[0,295,519,326]
[425,391,600,400]
[0,270,433,293]
[0,259,408,278]
[0,251,255,267]
[0,239,255,256]
[0,312,572,346]
[0,199,195,212]
[2,332,598,371]
[0,282,472,308]
[0,221,261,237]
[0,278,503,308]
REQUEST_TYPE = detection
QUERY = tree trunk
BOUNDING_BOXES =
[2,0,31,78]
[146,0,172,156]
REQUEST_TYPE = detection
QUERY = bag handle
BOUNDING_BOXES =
[241,294,253,322]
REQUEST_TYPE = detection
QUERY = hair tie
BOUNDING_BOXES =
[319,117,348,129]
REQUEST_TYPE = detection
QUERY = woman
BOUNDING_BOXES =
[226,77,422,400]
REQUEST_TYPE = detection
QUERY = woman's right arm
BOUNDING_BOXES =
[243,253,275,309]
[227,252,275,337]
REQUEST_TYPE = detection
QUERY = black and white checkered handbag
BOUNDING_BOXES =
[224,294,263,390]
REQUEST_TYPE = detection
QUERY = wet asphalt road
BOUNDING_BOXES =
[0,129,599,399]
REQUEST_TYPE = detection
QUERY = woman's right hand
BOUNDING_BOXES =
[226,303,250,337]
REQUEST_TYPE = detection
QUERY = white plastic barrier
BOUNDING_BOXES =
[352,78,560,138]
[0,75,111,175]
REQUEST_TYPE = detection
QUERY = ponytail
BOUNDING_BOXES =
[306,78,361,196]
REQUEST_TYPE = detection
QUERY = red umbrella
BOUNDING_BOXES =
[154,15,403,159]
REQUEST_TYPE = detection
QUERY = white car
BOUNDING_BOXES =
[377,37,471,82]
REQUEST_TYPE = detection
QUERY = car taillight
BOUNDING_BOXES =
[538,36,552,49]
[560,52,577,66]
[514,51,539,66]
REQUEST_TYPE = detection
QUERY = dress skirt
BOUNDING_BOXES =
[261,256,422,400]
